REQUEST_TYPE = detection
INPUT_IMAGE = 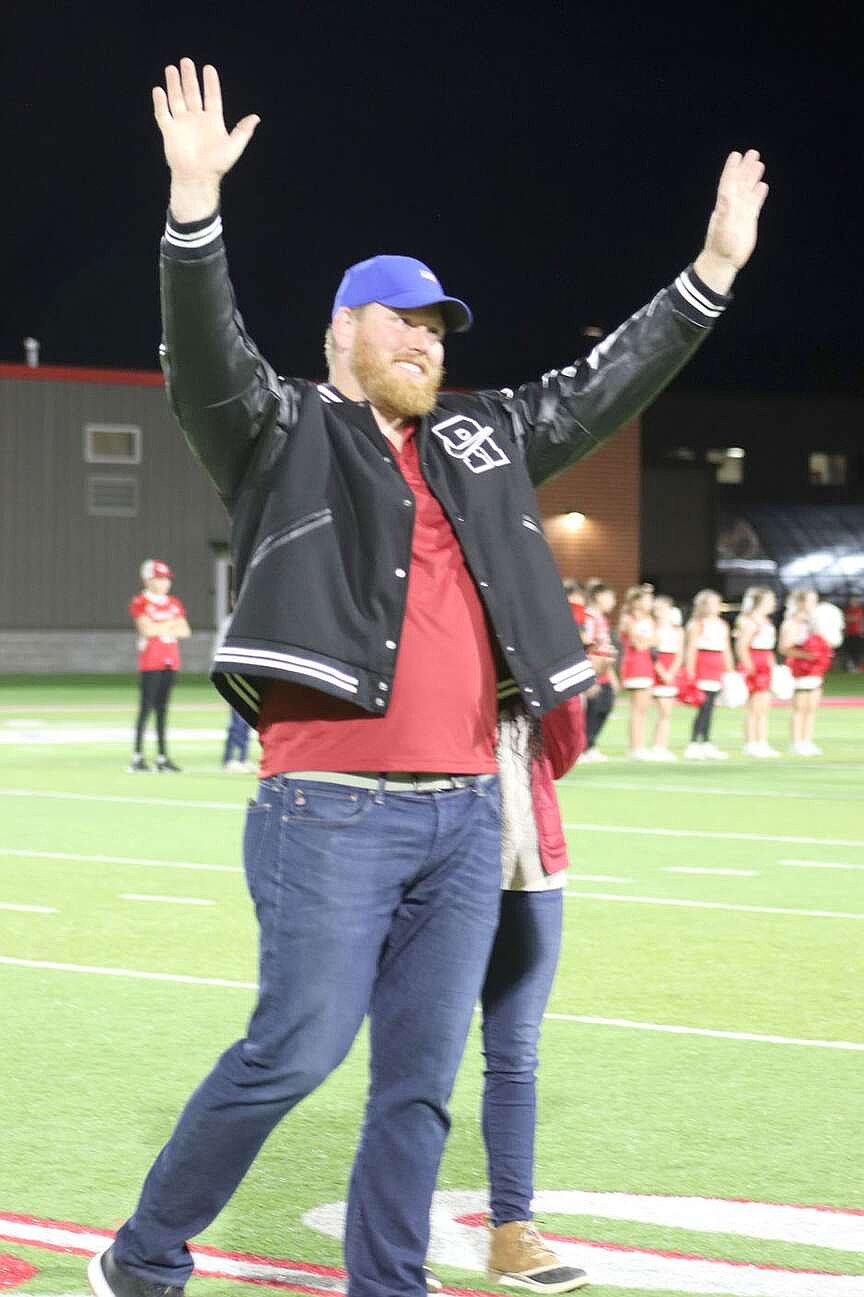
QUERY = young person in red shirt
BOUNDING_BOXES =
[780,587,832,755]
[618,586,656,759]
[734,586,780,757]
[843,595,864,672]
[648,595,684,760]
[128,560,190,772]
[683,589,734,760]
[579,583,618,763]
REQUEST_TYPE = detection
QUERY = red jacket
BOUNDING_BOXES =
[531,695,586,874]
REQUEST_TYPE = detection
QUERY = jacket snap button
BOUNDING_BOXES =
[395,568,407,578]
[479,580,489,588]
[385,639,397,650]
[378,681,389,691]
[530,700,541,708]
[506,645,516,652]
[402,498,412,507]
[524,686,534,694]
[295,791,307,805]
[374,697,385,707]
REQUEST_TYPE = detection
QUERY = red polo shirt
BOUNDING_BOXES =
[258,425,498,775]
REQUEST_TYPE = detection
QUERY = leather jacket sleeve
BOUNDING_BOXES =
[489,266,731,487]
[159,211,294,507]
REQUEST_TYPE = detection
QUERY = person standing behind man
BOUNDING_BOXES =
[128,559,190,772]
[579,583,618,763]
[89,58,767,1297]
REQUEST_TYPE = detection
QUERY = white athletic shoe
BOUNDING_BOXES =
[577,747,609,764]
[684,742,706,760]
[791,740,823,756]
[629,747,656,761]
[757,741,782,758]
[651,746,678,762]
[700,743,729,760]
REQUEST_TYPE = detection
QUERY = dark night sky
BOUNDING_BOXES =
[3,1,861,395]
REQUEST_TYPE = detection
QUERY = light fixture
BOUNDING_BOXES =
[727,447,746,459]
[561,511,586,532]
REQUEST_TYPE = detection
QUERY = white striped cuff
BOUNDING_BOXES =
[162,211,224,259]
[671,266,731,327]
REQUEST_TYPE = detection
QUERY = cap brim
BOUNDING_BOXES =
[375,289,473,333]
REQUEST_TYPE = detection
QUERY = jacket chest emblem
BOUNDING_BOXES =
[430,414,511,474]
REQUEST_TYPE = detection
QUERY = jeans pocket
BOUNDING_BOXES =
[286,783,374,826]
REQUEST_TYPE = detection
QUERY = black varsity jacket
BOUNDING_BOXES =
[159,211,730,727]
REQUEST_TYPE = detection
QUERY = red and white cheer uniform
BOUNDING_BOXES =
[785,618,831,691]
[653,624,683,697]
[743,617,776,694]
[694,616,727,692]
[620,615,655,689]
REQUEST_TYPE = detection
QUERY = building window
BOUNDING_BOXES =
[86,475,139,517]
[84,423,142,465]
[809,452,847,486]
[707,447,745,484]
[665,447,697,462]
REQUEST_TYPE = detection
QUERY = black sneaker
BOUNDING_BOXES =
[156,756,182,773]
[424,1266,444,1292]
[88,1246,184,1297]
[128,756,151,773]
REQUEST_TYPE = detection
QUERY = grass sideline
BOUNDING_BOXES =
[0,672,862,1297]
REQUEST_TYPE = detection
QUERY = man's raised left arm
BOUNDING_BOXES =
[494,150,768,486]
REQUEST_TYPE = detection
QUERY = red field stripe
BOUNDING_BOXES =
[0,1213,496,1297]
[0,1257,38,1289]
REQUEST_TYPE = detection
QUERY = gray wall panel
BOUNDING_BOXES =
[1,373,230,634]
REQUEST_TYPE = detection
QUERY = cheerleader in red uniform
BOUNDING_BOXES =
[128,559,191,772]
[648,595,683,761]
[683,589,733,759]
[779,587,827,755]
[618,586,656,759]
[734,586,779,757]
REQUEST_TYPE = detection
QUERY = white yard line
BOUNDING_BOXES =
[559,777,859,802]
[0,902,56,913]
[0,788,242,811]
[567,872,634,883]
[0,703,225,715]
[780,859,864,871]
[0,955,255,989]
[663,867,760,877]
[1,954,859,1053]
[543,1012,864,1052]
[565,891,864,920]
[564,821,864,848]
[0,847,240,873]
[120,894,216,906]
[0,725,224,745]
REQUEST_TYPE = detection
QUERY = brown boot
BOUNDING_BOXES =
[487,1221,589,1292]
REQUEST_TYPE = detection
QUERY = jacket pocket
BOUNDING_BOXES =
[249,508,333,571]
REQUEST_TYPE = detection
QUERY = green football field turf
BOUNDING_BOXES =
[0,674,862,1297]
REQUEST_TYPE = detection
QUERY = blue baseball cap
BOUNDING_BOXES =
[332,254,472,333]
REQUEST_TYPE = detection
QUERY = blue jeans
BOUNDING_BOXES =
[222,709,251,763]
[113,773,501,1297]
[481,888,563,1225]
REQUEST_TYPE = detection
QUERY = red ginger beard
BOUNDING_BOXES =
[351,324,444,420]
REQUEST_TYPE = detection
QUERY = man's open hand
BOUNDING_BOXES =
[694,150,769,294]
[153,59,260,221]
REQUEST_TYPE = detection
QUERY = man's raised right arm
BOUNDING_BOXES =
[155,60,283,504]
